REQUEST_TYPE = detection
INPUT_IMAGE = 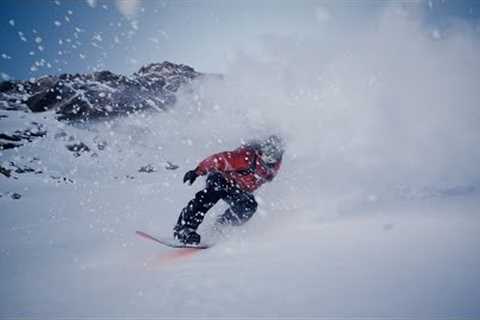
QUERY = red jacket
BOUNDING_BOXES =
[195,146,282,193]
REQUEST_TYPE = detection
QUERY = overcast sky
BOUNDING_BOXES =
[0,0,479,80]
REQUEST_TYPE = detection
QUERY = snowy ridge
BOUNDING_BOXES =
[0,61,206,195]
[0,61,202,121]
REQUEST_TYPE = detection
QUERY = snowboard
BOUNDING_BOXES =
[136,230,212,249]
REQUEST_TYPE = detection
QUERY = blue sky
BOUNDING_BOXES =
[1,0,479,80]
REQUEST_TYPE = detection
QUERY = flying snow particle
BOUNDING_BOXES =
[54,21,62,27]
[1,73,10,81]
[18,32,27,42]
[35,37,42,44]
[54,0,61,5]
[1,53,12,60]
[315,6,331,23]
[79,53,86,59]
[115,0,141,18]
[9,19,15,27]
[432,29,441,39]
[38,46,44,52]
[68,10,73,15]
[86,0,96,8]
[130,20,139,31]
[159,30,169,39]
[92,33,103,42]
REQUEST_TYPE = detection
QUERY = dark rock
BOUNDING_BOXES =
[93,70,119,82]
[14,166,35,174]
[5,161,41,175]
[11,193,22,200]
[165,161,179,170]
[55,95,93,120]
[0,142,21,150]
[66,142,90,152]
[26,85,60,112]
[19,127,47,139]
[66,142,90,157]
[137,61,196,77]
[0,133,23,142]
[96,141,107,151]
[0,165,11,177]
[0,80,17,93]
[0,123,46,151]
[26,80,78,113]
[139,164,156,173]
[50,176,75,184]
[2,61,205,121]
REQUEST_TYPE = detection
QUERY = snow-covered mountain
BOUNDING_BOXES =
[0,61,204,185]
[0,61,202,121]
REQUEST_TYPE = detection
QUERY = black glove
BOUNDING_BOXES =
[183,169,199,185]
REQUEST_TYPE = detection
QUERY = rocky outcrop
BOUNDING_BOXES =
[0,61,202,121]
[0,122,47,150]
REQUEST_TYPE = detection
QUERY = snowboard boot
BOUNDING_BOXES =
[215,208,243,226]
[173,226,201,245]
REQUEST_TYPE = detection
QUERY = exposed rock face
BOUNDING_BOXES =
[0,61,202,121]
[138,164,156,173]
[65,142,91,157]
[0,122,47,150]
[0,61,203,190]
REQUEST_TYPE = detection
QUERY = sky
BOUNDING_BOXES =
[0,0,479,81]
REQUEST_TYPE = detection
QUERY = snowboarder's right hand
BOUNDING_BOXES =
[183,169,199,185]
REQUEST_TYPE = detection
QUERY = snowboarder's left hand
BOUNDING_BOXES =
[183,169,199,185]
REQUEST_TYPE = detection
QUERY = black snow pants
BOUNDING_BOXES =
[175,172,258,231]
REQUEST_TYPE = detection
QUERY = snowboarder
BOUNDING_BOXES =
[173,135,284,245]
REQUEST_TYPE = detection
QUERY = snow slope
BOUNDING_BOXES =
[1,107,479,318]
[1,6,480,318]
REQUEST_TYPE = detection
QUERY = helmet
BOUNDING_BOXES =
[259,135,284,165]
